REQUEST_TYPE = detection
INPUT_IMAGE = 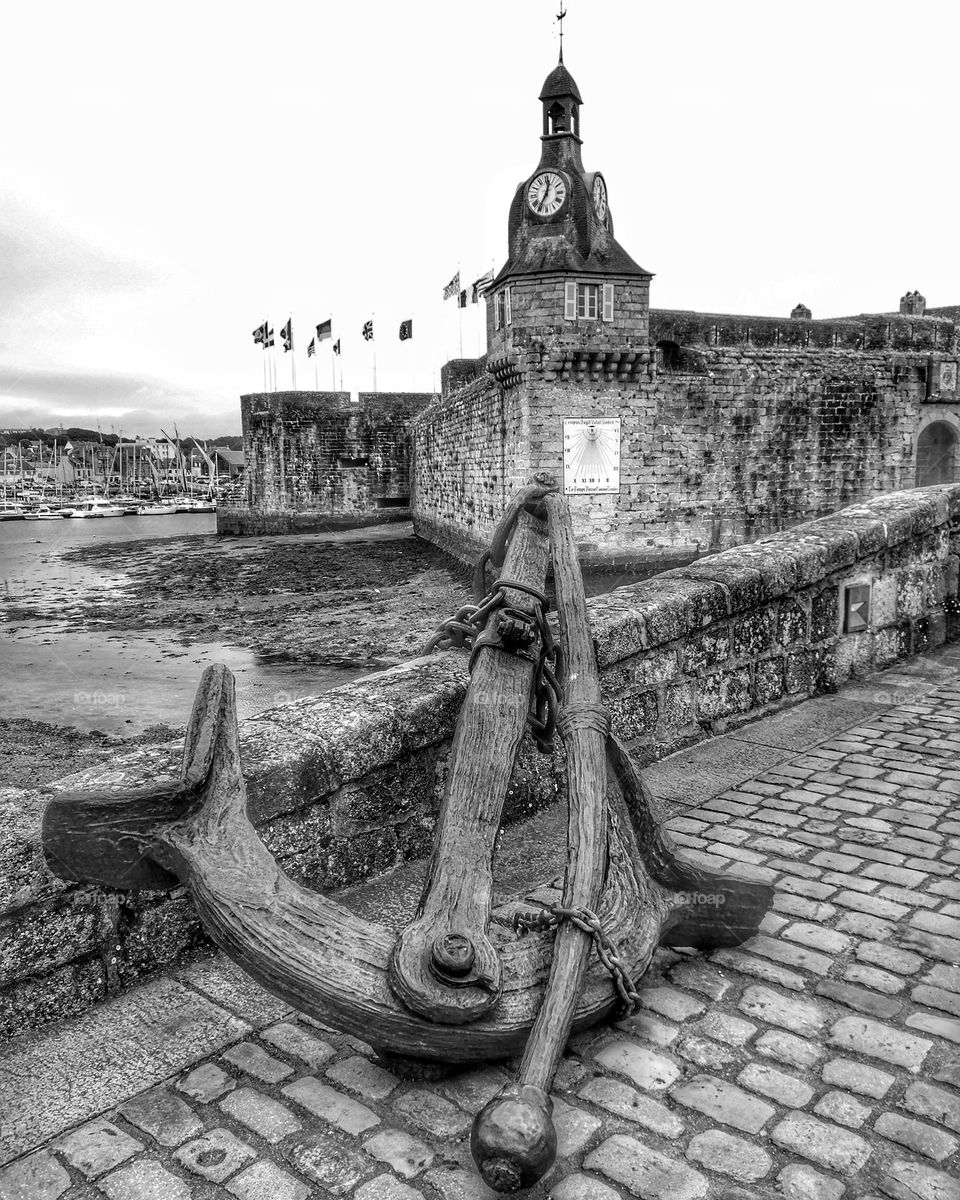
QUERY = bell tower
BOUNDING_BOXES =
[486,57,653,363]
[539,61,583,171]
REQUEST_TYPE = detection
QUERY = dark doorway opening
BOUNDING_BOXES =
[916,421,958,486]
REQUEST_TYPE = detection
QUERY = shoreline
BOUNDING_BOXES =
[0,526,472,784]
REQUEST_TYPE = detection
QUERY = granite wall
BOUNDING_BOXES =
[218,390,434,536]
[412,310,960,568]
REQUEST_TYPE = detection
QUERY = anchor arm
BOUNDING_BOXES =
[41,665,230,891]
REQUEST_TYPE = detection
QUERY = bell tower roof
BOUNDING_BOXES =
[491,56,652,289]
[539,61,582,104]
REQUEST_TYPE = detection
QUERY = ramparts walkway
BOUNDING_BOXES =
[2,652,960,1200]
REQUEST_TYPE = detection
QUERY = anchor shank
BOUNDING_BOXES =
[472,492,609,1191]
[389,503,553,1024]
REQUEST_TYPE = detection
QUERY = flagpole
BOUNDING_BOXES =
[458,261,463,357]
[331,346,336,393]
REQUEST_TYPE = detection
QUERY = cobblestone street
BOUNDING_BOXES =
[2,657,960,1200]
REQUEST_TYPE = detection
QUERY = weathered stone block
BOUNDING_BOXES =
[0,898,111,989]
[662,683,695,729]
[680,630,731,673]
[0,957,107,1040]
[785,648,819,695]
[697,669,752,720]
[875,624,910,668]
[778,600,808,646]
[669,562,764,617]
[755,657,785,706]
[117,898,205,987]
[898,569,927,619]
[911,616,932,655]
[733,611,774,659]
[810,586,840,642]
[609,692,659,741]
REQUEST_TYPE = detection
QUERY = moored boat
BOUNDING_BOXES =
[71,498,125,518]
[24,505,66,520]
[136,501,177,516]
[0,502,25,521]
[175,497,217,513]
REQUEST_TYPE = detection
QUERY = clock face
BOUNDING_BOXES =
[527,171,566,216]
[592,175,608,221]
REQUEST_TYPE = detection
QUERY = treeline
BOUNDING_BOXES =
[0,428,243,451]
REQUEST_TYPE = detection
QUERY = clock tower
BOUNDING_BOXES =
[486,57,653,371]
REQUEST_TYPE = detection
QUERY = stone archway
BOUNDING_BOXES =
[916,420,959,486]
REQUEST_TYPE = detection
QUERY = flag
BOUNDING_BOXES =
[442,271,460,301]
[472,269,494,302]
[399,319,413,341]
[332,338,341,355]
[281,319,293,352]
[362,320,374,341]
[458,289,468,308]
[252,322,267,346]
[316,319,332,341]
[307,338,316,358]
[264,325,275,348]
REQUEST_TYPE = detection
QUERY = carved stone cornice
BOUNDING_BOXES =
[486,353,524,389]
[544,346,652,383]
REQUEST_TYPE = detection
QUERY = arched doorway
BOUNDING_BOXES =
[916,420,959,486]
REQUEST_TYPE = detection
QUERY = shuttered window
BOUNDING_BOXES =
[495,287,513,330]
[565,281,614,321]
[564,281,577,320]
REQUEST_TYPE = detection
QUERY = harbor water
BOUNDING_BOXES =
[0,513,364,734]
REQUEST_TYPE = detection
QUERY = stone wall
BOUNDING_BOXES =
[4,485,960,1038]
[412,311,960,567]
[218,390,434,536]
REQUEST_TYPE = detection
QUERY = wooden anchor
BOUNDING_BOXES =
[41,475,772,1193]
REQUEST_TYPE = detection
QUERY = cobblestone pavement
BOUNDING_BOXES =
[3,668,960,1199]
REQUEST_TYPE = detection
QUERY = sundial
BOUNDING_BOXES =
[562,417,621,494]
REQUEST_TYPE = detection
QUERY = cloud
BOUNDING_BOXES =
[0,364,239,436]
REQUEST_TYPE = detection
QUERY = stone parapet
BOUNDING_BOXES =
[4,485,960,1037]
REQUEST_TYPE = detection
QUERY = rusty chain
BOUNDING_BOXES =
[512,902,642,1015]
[421,476,564,751]
[421,576,562,753]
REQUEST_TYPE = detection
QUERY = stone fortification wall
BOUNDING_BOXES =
[218,390,434,536]
[4,485,960,1038]
[412,311,960,567]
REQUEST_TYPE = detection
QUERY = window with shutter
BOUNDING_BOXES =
[564,281,577,321]
[602,283,614,322]
[504,286,512,326]
[577,284,599,320]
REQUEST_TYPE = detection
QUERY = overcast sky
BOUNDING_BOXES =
[2,0,958,437]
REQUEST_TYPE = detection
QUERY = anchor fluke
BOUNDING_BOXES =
[41,663,234,892]
[471,1083,556,1193]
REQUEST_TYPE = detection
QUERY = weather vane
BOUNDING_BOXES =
[556,6,567,63]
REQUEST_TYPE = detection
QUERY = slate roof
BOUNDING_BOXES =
[539,62,582,104]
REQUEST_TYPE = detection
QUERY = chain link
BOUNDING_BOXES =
[513,902,642,1014]
[422,579,562,753]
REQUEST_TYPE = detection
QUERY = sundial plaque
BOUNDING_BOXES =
[562,417,621,495]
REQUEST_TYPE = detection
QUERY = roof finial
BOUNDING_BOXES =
[556,6,567,63]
